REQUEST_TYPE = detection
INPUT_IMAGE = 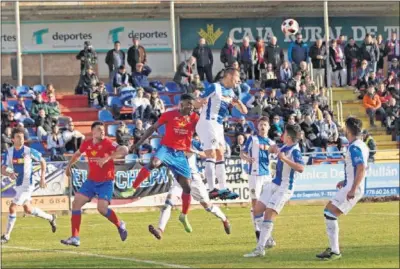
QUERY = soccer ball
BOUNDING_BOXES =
[281,19,299,36]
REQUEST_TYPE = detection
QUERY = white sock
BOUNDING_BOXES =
[206,205,227,221]
[31,207,53,221]
[215,161,227,189]
[205,158,216,190]
[325,218,340,254]
[252,211,263,232]
[158,201,172,232]
[257,221,274,249]
[5,213,17,239]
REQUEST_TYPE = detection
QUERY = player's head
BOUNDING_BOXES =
[345,117,362,140]
[179,93,196,115]
[283,123,301,144]
[257,116,270,135]
[222,68,240,88]
[12,127,25,148]
[91,121,105,140]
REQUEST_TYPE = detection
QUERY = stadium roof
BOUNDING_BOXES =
[0,1,398,21]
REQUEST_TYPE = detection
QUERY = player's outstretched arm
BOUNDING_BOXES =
[39,157,47,188]
[110,145,129,160]
[66,150,83,177]
[232,98,248,114]
[132,121,161,151]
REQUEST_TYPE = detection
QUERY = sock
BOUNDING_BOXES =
[181,192,191,215]
[5,213,16,239]
[71,210,81,238]
[104,208,121,228]
[257,220,274,249]
[206,205,227,221]
[252,209,263,241]
[324,210,340,254]
[133,166,151,189]
[205,158,216,190]
[158,200,173,232]
[31,207,53,221]
[215,161,227,189]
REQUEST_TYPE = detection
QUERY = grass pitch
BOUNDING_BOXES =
[1,202,399,268]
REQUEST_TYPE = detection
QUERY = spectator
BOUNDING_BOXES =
[247,89,267,116]
[376,82,391,109]
[385,97,399,133]
[46,93,61,120]
[286,114,297,126]
[300,114,322,147]
[16,122,30,141]
[385,32,400,65]
[389,58,399,76]
[264,36,284,72]
[192,37,213,82]
[127,37,147,73]
[298,130,313,153]
[279,61,292,92]
[329,39,347,87]
[130,87,150,121]
[298,61,309,82]
[360,33,379,73]
[337,34,346,52]
[81,66,100,106]
[376,34,387,74]
[367,71,380,91]
[287,71,302,93]
[13,96,34,126]
[173,56,196,92]
[311,100,323,122]
[224,140,232,158]
[116,121,132,147]
[263,63,278,88]
[315,87,329,112]
[356,60,370,90]
[344,37,361,86]
[297,83,310,108]
[133,119,145,143]
[188,74,205,93]
[363,85,386,127]
[231,134,245,156]
[149,90,165,121]
[35,108,56,141]
[309,39,327,90]
[279,89,297,117]
[264,89,280,116]
[288,33,309,73]
[62,121,85,153]
[239,36,254,80]
[220,37,240,67]
[31,93,48,120]
[92,81,109,109]
[47,125,66,158]
[1,111,18,133]
[320,111,339,148]
[304,75,316,95]
[132,63,153,93]
[268,115,283,143]
[252,36,266,81]
[385,71,398,89]
[1,127,13,152]
[76,41,97,75]
[113,65,131,93]
[42,83,56,103]
[290,100,302,122]
[362,130,376,162]
[105,41,125,84]
[234,116,253,135]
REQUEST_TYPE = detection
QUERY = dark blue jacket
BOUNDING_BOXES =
[132,66,152,88]
[288,41,309,65]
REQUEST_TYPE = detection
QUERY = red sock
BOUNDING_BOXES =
[71,210,81,237]
[181,193,191,215]
[105,208,121,228]
[133,166,151,189]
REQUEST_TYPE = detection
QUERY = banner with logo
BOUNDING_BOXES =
[180,17,399,50]
[1,19,171,53]
[1,161,67,197]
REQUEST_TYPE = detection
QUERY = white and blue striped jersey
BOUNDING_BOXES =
[2,146,42,188]
[272,144,304,190]
[343,139,369,189]
[200,82,236,125]
[243,135,275,176]
[187,139,203,174]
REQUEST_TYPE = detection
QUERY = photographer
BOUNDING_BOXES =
[76,41,98,75]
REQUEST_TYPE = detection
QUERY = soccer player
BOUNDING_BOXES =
[243,124,305,258]
[1,127,56,244]
[196,68,248,200]
[131,93,199,233]
[61,121,129,247]
[316,117,369,261]
[148,137,231,239]
[240,116,276,247]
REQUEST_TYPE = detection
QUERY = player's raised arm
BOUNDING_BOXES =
[65,150,83,177]
[232,97,248,115]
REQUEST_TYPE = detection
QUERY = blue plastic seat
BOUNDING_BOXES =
[98,110,114,122]
[337,160,345,164]
[105,83,114,94]
[311,147,327,160]
[231,107,245,118]
[7,100,18,110]
[160,95,172,106]
[326,145,342,159]
[126,124,135,134]
[107,124,119,137]
[140,153,153,164]
[246,79,255,88]
[107,96,122,108]
[173,94,182,105]
[150,137,161,151]
[24,99,33,111]
[30,142,46,154]
[120,86,135,93]
[32,85,46,94]
[16,85,30,95]
[225,136,232,147]
[165,81,180,92]
[246,121,256,132]
[125,154,139,163]
[320,161,332,164]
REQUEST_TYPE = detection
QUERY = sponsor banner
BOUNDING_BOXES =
[2,19,171,53]
[1,161,67,198]
[180,17,399,50]
[364,163,399,197]
[1,196,69,212]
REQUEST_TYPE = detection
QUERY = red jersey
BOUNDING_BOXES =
[157,110,199,151]
[79,138,119,182]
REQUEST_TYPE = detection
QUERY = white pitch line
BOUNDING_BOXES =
[3,246,191,269]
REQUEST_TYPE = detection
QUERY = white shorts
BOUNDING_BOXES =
[330,186,364,215]
[249,175,272,200]
[169,173,209,203]
[259,183,293,214]
[12,186,34,206]
[196,120,225,151]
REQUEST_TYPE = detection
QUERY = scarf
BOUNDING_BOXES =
[335,47,343,63]
[387,39,400,56]
[256,43,264,64]
[273,122,282,133]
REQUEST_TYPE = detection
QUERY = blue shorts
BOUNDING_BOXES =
[154,145,191,179]
[78,179,114,202]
